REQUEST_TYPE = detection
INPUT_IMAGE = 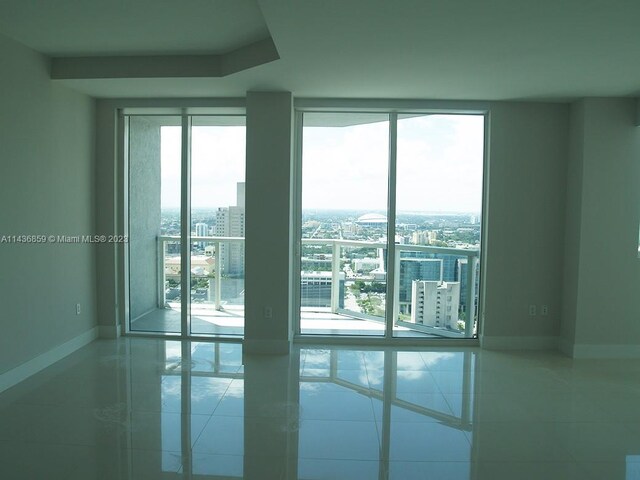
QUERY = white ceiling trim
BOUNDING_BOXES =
[51,38,279,80]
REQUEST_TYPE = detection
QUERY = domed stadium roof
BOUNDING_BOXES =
[356,213,387,224]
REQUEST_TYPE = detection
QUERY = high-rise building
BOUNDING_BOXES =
[399,258,443,312]
[411,230,431,245]
[457,258,468,308]
[411,280,460,329]
[300,271,345,308]
[400,251,457,281]
[456,258,480,315]
[195,223,209,237]
[215,182,245,276]
[195,222,209,248]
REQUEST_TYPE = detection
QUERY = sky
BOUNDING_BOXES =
[302,114,485,213]
[157,114,485,214]
[160,126,246,210]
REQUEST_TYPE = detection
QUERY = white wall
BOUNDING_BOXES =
[0,33,96,375]
[560,101,585,353]
[484,99,640,356]
[481,102,569,349]
[561,98,640,357]
[128,117,161,320]
[94,101,120,336]
[244,92,294,354]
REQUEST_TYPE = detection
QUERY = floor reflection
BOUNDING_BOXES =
[3,338,640,479]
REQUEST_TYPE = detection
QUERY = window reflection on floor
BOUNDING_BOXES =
[298,348,474,478]
[0,339,484,479]
[153,343,477,478]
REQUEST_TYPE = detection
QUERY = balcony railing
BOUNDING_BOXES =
[157,235,245,311]
[301,238,479,338]
[157,235,479,337]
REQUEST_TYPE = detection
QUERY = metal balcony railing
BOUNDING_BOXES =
[301,238,479,338]
[157,235,245,311]
[157,235,479,337]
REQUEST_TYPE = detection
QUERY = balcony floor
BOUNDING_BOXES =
[131,305,245,336]
[130,305,437,337]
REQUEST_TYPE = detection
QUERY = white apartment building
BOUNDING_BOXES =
[195,222,209,237]
[411,280,460,329]
[195,222,209,248]
[352,257,381,274]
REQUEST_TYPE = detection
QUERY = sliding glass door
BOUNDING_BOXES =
[393,114,484,338]
[298,110,485,339]
[128,115,182,334]
[127,113,246,337]
[190,116,246,336]
[299,113,389,336]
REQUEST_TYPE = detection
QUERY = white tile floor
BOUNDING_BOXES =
[1,338,639,479]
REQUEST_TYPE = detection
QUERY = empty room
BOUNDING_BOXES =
[1,1,640,479]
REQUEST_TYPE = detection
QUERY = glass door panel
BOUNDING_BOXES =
[300,112,389,336]
[128,115,182,333]
[128,113,246,338]
[190,116,246,336]
[393,114,484,338]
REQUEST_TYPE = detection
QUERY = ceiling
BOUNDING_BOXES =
[0,0,269,55]
[1,0,640,101]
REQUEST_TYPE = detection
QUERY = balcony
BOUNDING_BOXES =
[129,236,479,338]
[300,238,479,338]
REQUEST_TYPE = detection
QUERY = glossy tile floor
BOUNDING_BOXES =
[1,339,639,479]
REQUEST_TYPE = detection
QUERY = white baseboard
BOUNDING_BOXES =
[571,343,640,359]
[480,335,558,350]
[557,337,575,357]
[0,327,99,394]
[243,339,291,355]
[98,324,121,339]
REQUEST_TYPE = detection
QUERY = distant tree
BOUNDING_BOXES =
[350,281,386,294]
[351,280,366,292]
[191,278,209,289]
[367,282,386,294]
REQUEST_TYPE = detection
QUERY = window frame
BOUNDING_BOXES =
[118,102,248,340]
[292,99,490,344]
